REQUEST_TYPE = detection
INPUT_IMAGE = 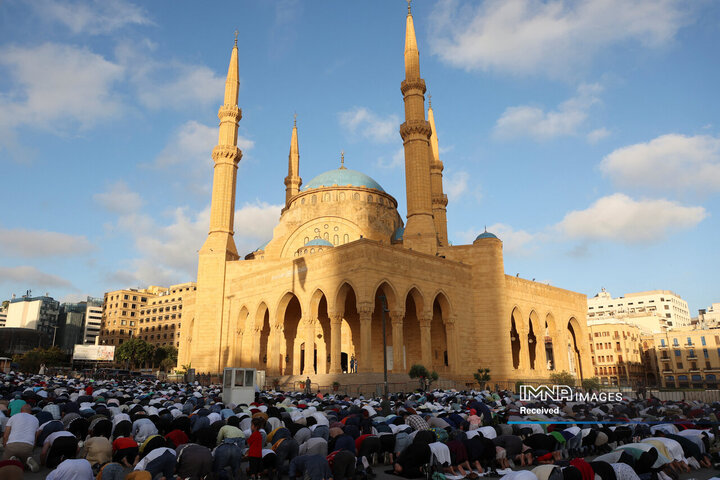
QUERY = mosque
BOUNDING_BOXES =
[178,5,592,386]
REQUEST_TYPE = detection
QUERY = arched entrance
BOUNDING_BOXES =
[277,293,302,375]
[545,313,556,371]
[431,296,448,372]
[567,318,583,380]
[510,308,522,370]
[335,282,359,374]
[404,287,425,369]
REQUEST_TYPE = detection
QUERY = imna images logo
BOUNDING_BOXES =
[520,384,623,403]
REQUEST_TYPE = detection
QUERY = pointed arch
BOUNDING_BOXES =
[567,317,584,381]
[404,286,426,317]
[528,310,541,370]
[334,281,359,315]
[372,279,399,312]
[545,312,557,371]
[510,307,523,370]
[276,292,303,375]
[432,291,453,322]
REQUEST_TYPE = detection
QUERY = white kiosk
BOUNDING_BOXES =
[222,368,258,406]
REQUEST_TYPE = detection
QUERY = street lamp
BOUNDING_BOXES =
[379,294,389,397]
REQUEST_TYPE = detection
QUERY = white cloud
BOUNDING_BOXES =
[445,171,469,201]
[0,227,94,258]
[587,127,611,144]
[600,134,720,192]
[0,43,124,140]
[339,107,399,144]
[494,83,602,140]
[557,193,706,244]
[34,0,153,35]
[154,121,254,169]
[109,202,281,287]
[429,0,693,77]
[376,148,405,169]
[93,181,144,214]
[0,266,74,289]
[456,223,540,254]
[115,42,224,110]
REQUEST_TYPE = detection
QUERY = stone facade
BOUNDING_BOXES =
[180,6,592,384]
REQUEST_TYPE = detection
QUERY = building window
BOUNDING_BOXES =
[675,349,681,357]
[702,336,707,346]
[661,339,666,347]
[704,348,709,358]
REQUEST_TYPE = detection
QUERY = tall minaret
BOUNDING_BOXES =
[193,34,243,374]
[428,98,448,246]
[400,1,437,253]
[284,115,301,207]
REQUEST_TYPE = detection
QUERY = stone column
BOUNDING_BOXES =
[330,313,343,374]
[390,310,405,373]
[268,325,283,375]
[359,303,373,373]
[419,315,433,368]
[302,317,315,375]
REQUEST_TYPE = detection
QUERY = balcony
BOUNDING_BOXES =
[687,354,698,359]
[660,356,671,362]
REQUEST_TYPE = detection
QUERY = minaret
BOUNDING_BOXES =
[193,34,243,374]
[399,0,437,253]
[284,114,301,207]
[428,97,448,246]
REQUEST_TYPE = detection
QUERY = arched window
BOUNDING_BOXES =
[312,195,317,205]
[323,232,329,240]
[301,198,305,204]
[367,195,373,202]
[323,193,330,202]
[304,237,309,244]
[333,234,339,245]
[343,234,349,244]
[353,193,360,200]
[339,192,345,201]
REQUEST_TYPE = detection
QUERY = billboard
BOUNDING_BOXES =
[73,344,115,361]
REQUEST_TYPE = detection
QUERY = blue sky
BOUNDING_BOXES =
[0,0,718,315]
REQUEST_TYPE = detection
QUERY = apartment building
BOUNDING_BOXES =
[99,287,162,346]
[137,282,196,348]
[83,297,103,344]
[647,327,720,389]
[588,289,691,330]
[587,319,646,386]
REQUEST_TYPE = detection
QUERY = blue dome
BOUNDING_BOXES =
[302,168,385,192]
[392,226,404,241]
[305,238,334,247]
[475,231,498,241]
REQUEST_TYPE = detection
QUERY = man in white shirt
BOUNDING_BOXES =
[1,404,39,463]
[46,458,94,480]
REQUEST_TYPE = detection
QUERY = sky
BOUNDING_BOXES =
[0,0,718,315]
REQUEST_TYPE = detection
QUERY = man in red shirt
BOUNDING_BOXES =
[246,417,265,480]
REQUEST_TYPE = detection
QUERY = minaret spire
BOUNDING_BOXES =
[284,114,301,207]
[428,99,448,246]
[193,34,244,374]
[400,1,437,253]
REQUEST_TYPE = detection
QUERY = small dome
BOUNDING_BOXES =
[475,231,498,241]
[392,226,404,242]
[305,238,334,247]
[302,167,385,192]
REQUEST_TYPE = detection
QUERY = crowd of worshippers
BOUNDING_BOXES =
[1,371,720,480]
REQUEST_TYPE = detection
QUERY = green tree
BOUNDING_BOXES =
[115,338,155,369]
[581,377,601,392]
[153,345,178,370]
[13,346,67,373]
[549,371,576,386]
[408,364,439,390]
[474,368,491,389]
